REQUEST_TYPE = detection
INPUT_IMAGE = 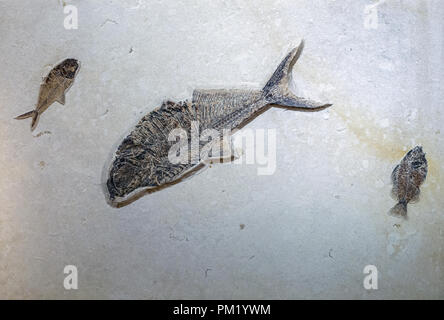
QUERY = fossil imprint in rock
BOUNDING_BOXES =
[15,59,80,131]
[389,146,428,218]
[105,41,332,207]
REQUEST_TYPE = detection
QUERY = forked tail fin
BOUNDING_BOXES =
[15,110,40,131]
[262,40,332,109]
[389,201,408,218]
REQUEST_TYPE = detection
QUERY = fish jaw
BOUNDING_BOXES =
[106,160,146,201]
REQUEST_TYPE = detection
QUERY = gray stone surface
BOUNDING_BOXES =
[0,0,443,299]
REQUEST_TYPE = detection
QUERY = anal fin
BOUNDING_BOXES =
[202,139,239,164]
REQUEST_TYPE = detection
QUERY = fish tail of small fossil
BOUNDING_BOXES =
[389,201,408,218]
[262,40,332,110]
[14,110,40,131]
[15,110,35,120]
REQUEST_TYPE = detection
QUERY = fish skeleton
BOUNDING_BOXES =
[389,146,428,218]
[106,41,332,206]
[15,58,80,131]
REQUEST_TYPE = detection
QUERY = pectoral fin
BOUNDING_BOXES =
[57,93,66,105]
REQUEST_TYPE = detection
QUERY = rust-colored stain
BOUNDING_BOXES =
[296,55,443,198]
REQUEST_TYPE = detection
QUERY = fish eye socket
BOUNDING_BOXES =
[412,161,422,168]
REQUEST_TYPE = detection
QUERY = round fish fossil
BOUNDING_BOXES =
[106,41,332,206]
[389,146,428,218]
[15,58,80,131]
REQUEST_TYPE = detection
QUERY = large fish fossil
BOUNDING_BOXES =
[106,41,332,206]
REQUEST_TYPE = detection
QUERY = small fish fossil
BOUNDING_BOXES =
[15,58,80,131]
[389,146,428,218]
[106,41,332,206]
